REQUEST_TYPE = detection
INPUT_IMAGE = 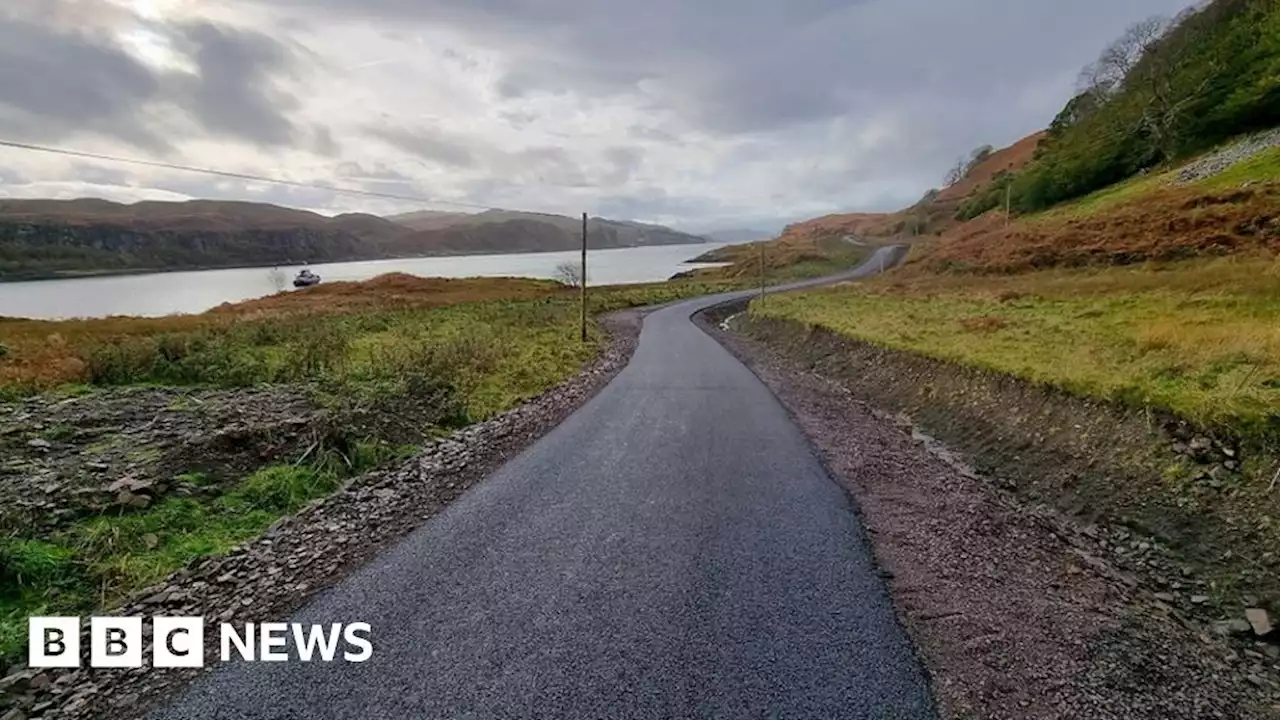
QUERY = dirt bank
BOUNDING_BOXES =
[702,303,1280,719]
[0,312,642,720]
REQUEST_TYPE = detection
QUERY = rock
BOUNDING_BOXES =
[0,670,35,692]
[1246,608,1273,636]
[1154,592,1177,603]
[1188,436,1212,451]
[1190,595,1211,605]
[114,490,151,509]
[142,533,159,549]
[0,708,27,720]
[106,476,155,494]
[26,673,49,692]
[26,439,51,450]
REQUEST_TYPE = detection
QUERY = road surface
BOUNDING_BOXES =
[153,246,935,719]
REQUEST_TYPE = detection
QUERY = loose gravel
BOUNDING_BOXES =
[0,312,642,720]
[704,311,1280,720]
[1176,128,1280,184]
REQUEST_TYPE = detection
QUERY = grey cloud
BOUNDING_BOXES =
[0,17,168,151]
[367,126,478,168]
[171,23,300,146]
[277,0,1195,142]
[312,126,342,156]
[603,147,643,185]
[504,147,589,188]
[0,7,302,151]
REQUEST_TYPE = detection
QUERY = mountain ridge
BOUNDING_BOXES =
[0,199,709,281]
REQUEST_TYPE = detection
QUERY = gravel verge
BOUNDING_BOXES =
[1176,128,1280,184]
[700,306,1280,720]
[0,311,642,720]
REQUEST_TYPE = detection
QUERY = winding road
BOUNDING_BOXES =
[153,246,936,720]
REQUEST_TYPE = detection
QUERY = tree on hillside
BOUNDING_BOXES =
[1079,16,1170,100]
[1011,0,1280,212]
[944,145,997,187]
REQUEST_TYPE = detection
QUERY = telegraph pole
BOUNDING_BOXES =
[759,241,766,303]
[580,212,588,343]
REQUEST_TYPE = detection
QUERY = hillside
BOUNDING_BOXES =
[723,0,1280,657]
[389,208,709,248]
[689,130,1045,282]
[0,200,708,280]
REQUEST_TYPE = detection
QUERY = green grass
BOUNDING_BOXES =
[0,277,737,672]
[754,256,1280,441]
[0,441,407,668]
[1199,145,1280,190]
[1030,169,1176,221]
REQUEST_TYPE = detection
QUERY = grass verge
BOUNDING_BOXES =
[0,273,737,671]
[753,254,1280,442]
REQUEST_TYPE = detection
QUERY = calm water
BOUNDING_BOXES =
[0,243,728,320]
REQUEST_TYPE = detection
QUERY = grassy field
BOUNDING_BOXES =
[691,235,877,283]
[754,255,1280,441]
[0,273,737,668]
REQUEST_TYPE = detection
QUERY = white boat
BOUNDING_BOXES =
[293,269,321,287]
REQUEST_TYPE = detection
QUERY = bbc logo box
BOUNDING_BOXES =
[29,617,372,668]
[30,617,204,669]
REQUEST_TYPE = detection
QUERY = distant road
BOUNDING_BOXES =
[153,246,934,719]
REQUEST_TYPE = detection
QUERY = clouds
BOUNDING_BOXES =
[0,1,301,152]
[0,0,1200,231]
[0,13,167,150]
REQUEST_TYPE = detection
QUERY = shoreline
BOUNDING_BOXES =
[0,241,717,285]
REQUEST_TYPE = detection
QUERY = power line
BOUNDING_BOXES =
[0,138,505,211]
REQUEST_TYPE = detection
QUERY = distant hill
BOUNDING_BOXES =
[772,131,1045,246]
[385,210,473,231]
[0,199,709,280]
[702,229,774,244]
[388,208,709,248]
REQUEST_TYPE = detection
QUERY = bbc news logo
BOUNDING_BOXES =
[29,617,372,668]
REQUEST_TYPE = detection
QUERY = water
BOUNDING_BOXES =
[0,243,728,320]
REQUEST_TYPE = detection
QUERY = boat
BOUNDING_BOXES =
[293,269,321,287]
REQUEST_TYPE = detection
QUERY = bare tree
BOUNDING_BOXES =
[554,260,584,287]
[945,145,996,187]
[1079,16,1170,100]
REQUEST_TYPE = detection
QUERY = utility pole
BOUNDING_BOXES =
[580,212,588,343]
[759,241,766,303]
[1005,183,1012,225]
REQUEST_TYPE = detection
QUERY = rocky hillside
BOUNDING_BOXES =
[389,208,708,248]
[0,199,708,280]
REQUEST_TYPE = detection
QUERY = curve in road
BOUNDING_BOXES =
[153,246,936,720]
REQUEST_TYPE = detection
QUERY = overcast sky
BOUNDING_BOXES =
[0,0,1194,232]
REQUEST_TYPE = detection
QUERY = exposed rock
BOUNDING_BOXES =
[25,439,51,450]
[1176,128,1280,184]
[1246,608,1273,637]
[1214,619,1254,636]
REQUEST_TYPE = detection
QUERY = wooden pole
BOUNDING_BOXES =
[580,212,588,343]
[759,241,766,303]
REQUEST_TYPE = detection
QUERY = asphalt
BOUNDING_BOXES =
[151,246,936,720]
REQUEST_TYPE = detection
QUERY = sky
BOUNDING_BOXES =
[0,0,1195,233]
